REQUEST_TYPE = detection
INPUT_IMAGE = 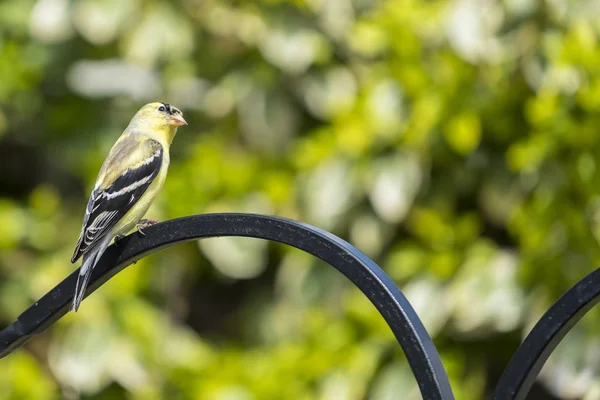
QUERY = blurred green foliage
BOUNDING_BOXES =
[1,0,600,398]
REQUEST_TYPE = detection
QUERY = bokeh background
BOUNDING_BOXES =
[1,0,600,398]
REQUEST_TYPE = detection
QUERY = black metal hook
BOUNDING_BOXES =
[0,213,454,400]
[494,267,600,400]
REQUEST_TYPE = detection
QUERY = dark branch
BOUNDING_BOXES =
[494,267,600,400]
[0,213,454,400]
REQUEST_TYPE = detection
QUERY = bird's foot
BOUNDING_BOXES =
[114,234,125,245]
[137,219,158,236]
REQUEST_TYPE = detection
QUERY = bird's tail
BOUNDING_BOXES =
[72,236,111,312]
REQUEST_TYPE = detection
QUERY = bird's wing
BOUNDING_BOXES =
[71,136,164,263]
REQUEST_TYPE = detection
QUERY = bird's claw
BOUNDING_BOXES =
[137,219,158,236]
[114,234,124,245]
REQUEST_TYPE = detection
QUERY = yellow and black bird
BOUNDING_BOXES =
[71,102,187,311]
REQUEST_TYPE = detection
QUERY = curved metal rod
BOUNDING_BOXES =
[0,213,453,399]
[494,267,600,400]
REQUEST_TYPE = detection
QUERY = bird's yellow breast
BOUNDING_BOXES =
[112,154,170,237]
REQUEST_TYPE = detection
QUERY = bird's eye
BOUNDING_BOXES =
[158,106,165,112]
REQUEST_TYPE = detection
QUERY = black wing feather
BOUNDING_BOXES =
[71,140,163,263]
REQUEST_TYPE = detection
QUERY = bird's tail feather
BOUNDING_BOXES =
[72,236,111,312]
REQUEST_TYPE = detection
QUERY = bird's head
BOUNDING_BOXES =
[135,102,187,128]
[129,102,187,145]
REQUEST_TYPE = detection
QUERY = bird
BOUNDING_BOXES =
[70,102,187,311]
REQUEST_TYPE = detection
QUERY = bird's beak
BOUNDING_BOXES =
[169,114,187,127]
